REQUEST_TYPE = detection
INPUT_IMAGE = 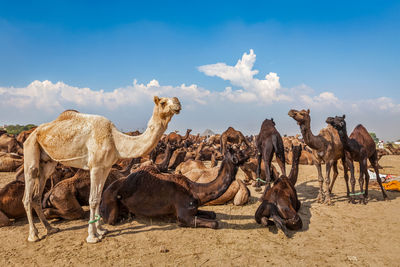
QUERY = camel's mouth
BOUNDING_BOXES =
[171,105,181,114]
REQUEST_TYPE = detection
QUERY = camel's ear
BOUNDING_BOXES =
[307,109,310,114]
[343,114,346,119]
[153,96,160,105]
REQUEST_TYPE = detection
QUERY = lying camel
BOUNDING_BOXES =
[100,147,248,228]
[0,180,26,226]
[42,168,125,220]
[0,134,23,155]
[255,145,303,235]
[0,152,23,172]
[176,156,250,205]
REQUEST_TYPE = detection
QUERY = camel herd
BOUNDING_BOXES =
[0,96,396,243]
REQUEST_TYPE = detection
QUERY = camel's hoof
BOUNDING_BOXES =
[255,187,262,192]
[384,197,390,201]
[86,235,101,244]
[96,228,108,239]
[28,234,40,242]
[47,227,60,235]
[211,221,219,229]
[324,199,333,206]
[316,194,324,203]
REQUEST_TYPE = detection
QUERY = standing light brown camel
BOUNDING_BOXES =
[288,109,347,205]
[220,127,251,154]
[23,96,181,243]
[326,115,388,203]
[255,118,286,190]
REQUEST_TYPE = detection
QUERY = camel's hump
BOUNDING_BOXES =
[56,110,80,121]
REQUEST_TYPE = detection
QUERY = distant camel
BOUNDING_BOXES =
[23,96,181,243]
[165,129,192,145]
[220,127,251,154]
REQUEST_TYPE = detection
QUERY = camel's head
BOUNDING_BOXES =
[325,115,346,130]
[154,96,182,117]
[288,109,310,125]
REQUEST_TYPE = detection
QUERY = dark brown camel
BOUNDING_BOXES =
[16,127,37,147]
[326,115,388,203]
[255,118,286,189]
[0,180,26,226]
[220,127,251,154]
[42,168,127,220]
[255,145,302,235]
[100,147,247,228]
[165,129,192,145]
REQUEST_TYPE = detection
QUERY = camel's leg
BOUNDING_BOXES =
[329,161,338,194]
[255,152,262,188]
[275,156,286,177]
[315,162,324,203]
[341,157,350,197]
[358,160,366,204]
[0,210,11,227]
[369,153,388,200]
[87,166,110,243]
[31,161,59,237]
[348,160,356,204]
[177,209,218,229]
[196,210,216,220]
[324,161,333,205]
[23,134,41,242]
[363,165,370,205]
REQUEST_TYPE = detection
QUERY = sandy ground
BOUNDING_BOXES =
[0,155,399,266]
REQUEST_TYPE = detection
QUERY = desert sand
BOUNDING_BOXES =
[0,155,399,266]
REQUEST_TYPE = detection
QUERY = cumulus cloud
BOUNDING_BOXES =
[0,79,211,112]
[198,49,291,103]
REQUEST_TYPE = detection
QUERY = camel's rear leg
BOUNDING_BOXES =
[31,160,59,236]
[369,153,388,200]
[0,210,11,227]
[329,161,338,194]
[315,163,324,203]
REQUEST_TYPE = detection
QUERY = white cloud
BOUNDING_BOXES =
[198,49,290,103]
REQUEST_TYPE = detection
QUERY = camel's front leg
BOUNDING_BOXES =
[315,163,324,203]
[87,167,110,244]
[324,161,333,205]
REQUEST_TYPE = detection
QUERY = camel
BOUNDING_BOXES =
[255,145,303,235]
[42,168,125,220]
[100,147,247,227]
[326,115,388,203]
[16,127,37,147]
[23,96,181,243]
[220,127,251,154]
[0,134,23,155]
[175,152,251,206]
[0,180,26,227]
[255,118,286,189]
[168,147,187,170]
[165,129,192,145]
[0,152,23,172]
[288,109,347,205]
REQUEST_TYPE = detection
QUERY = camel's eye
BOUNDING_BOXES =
[160,101,166,107]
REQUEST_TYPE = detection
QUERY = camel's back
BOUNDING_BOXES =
[350,124,376,155]
[35,111,114,161]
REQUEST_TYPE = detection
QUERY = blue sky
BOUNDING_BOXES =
[0,1,399,140]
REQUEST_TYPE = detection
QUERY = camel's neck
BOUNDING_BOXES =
[157,145,175,172]
[337,127,352,152]
[182,130,190,140]
[288,151,301,186]
[112,109,170,159]
[299,121,322,150]
[190,158,237,205]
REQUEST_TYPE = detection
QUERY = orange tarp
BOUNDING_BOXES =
[383,180,400,192]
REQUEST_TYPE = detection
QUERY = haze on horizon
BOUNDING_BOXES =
[0,1,399,141]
